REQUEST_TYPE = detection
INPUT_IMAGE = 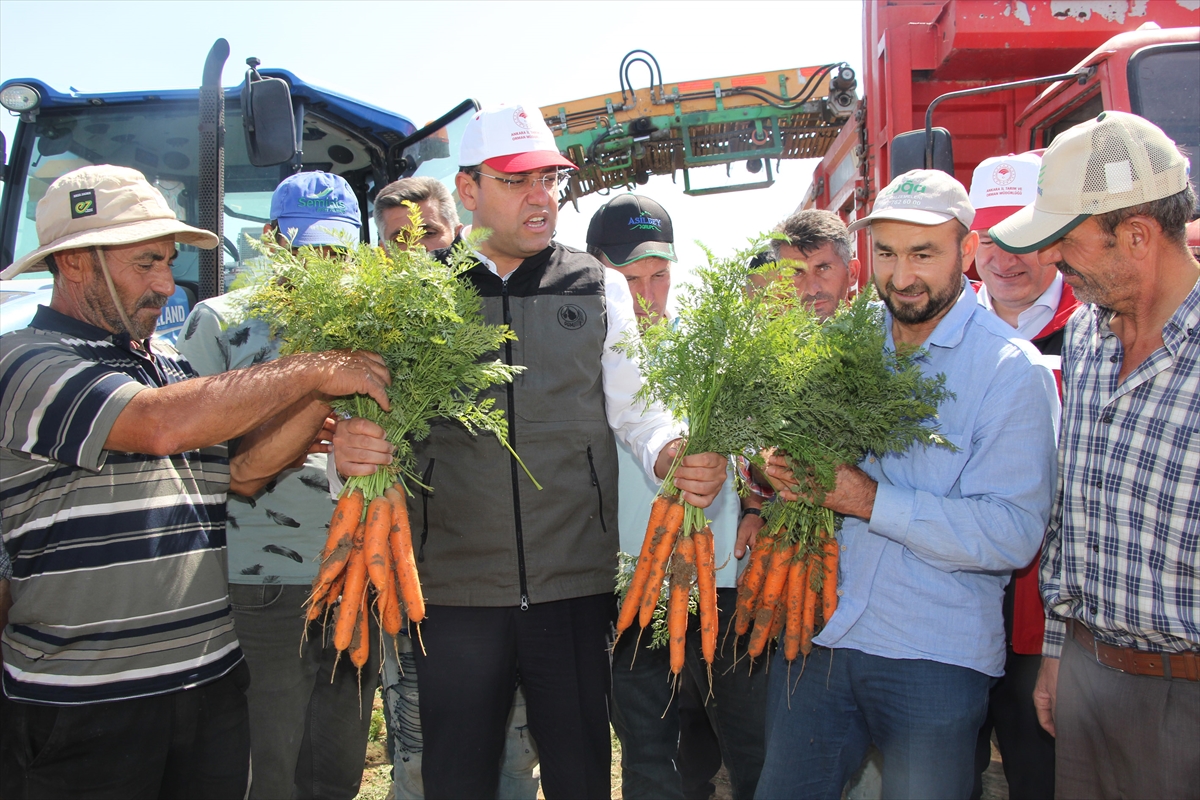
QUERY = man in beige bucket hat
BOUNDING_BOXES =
[992,111,1200,799]
[0,165,393,798]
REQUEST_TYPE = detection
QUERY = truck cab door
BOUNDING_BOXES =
[387,99,479,225]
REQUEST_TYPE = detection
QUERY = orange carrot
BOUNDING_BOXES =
[821,538,839,626]
[668,534,695,675]
[693,526,717,665]
[363,496,393,596]
[735,528,775,636]
[333,521,368,651]
[349,593,370,669]
[311,489,364,598]
[783,556,808,661]
[640,500,685,628]
[801,555,820,656]
[768,580,788,642]
[380,571,403,636]
[617,494,672,639]
[748,542,797,658]
[386,485,425,624]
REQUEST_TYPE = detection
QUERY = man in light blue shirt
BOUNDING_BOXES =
[755,170,1059,800]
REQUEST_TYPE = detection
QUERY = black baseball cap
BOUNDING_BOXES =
[586,194,676,266]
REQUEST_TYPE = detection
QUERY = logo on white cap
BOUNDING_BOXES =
[992,163,1016,186]
[513,108,531,131]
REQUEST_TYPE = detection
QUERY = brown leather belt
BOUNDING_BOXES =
[1072,621,1199,681]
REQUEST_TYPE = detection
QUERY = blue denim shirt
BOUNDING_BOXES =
[814,280,1059,677]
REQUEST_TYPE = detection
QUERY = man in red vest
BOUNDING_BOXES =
[967,152,1079,800]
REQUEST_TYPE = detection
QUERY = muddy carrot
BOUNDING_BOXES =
[333,521,368,651]
[747,542,797,657]
[363,496,393,595]
[735,528,775,636]
[783,556,807,661]
[801,555,820,656]
[386,485,425,624]
[639,499,686,629]
[694,526,717,665]
[312,488,364,595]
[821,537,839,625]
[617,494,673,639]
[668,534,695,675]
[349,593,370,669]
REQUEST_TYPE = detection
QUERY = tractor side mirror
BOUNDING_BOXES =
[242,58,297,168]
[890,128,954,179]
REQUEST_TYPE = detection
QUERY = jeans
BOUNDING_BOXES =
[756,646,992,800]
[971,648,1055,800]
[611,588,768,800]
[229,582,380,800]
[0,661,250,800]
[381,632,540,800]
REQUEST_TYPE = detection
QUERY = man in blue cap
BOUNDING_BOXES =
[177,172,378,800]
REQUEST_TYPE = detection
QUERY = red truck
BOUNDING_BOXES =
[802,0,1199,276]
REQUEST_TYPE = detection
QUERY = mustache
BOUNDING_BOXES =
[136,292,171,312]
[884,279,929,297]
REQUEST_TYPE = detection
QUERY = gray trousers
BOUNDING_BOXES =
[229,583,381,800]
[1056,627,1200,800]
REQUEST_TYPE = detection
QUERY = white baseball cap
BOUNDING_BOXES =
[991,111,1191,253]
[458,101,577,173]
[2,165,217,279]
[968,153,1041,232]
[847,169,975,233]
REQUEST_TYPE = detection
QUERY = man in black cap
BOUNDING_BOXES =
[588,194,768,800]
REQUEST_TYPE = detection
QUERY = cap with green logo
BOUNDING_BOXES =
[586,194,676,266]
[990,111,1190,254]
[271,171,361,247]
[847,169,975,234]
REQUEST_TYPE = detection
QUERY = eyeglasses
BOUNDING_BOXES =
[472,169,571,193]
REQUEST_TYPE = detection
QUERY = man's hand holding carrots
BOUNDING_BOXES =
[653,438,727,509]
[331,417,394,477]
[763,451,877,521]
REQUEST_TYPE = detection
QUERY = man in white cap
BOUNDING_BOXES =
[0,165,391,798]
[756,169,1059,799]
[331,103,728,799]
[966,152,1079,800]
[176,171,383,800]
[991,111,1200,799]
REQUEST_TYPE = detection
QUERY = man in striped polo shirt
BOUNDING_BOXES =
[0,165,392,799]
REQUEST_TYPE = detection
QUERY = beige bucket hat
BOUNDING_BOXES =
[990,111,1191,254]
[1,165,218,279]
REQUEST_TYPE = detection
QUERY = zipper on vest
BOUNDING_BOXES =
[586,445,607,533]
[502,283,531,611]
[417,459,435,563]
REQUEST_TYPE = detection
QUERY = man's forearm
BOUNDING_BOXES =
[230,395,331,496]
[105,351,387,457]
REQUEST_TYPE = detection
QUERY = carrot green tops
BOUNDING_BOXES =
[0,306,241,704]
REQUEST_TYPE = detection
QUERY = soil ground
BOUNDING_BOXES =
[353,689,1010,800]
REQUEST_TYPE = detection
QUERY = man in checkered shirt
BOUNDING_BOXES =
[991,111,1199,799]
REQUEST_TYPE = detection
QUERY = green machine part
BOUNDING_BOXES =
[541,51,857,203]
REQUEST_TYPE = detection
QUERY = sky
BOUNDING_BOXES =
[0,0,866,279]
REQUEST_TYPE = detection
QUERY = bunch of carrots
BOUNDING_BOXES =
[305,485,425,672]
[615,493,719,679]
[241,215,532,667]
[735,531,839,663]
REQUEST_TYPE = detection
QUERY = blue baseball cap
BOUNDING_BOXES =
[270,172,361,247]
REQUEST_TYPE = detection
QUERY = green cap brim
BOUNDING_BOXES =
[989,202,1091,254]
